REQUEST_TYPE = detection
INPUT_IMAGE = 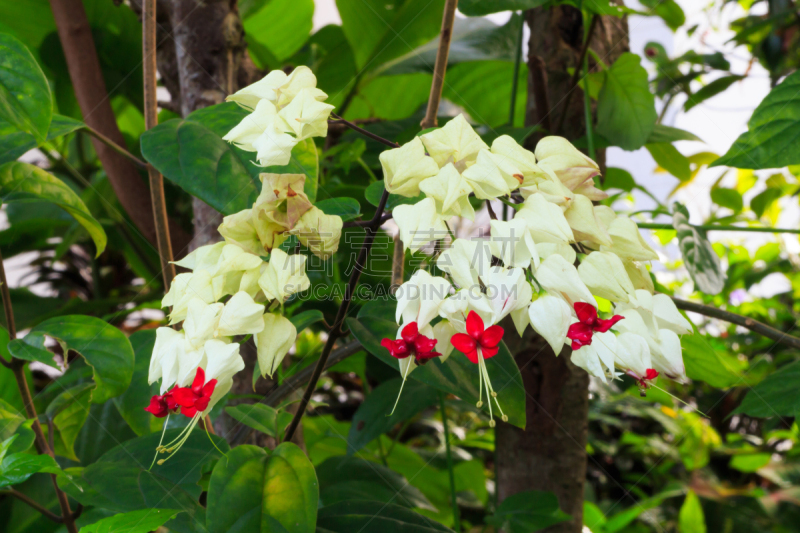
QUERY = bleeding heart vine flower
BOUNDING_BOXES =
[450,311,507,426]
[381,322,441,414]
[566,302,624,350]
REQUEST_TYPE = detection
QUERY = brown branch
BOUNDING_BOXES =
[81,126,148,168]
[0,489,66,523]
[343,213,393,228]
[420,0,459,129]
[486,200,498,220]
[329,115,399,148]
[0,246,78,533]
[528,53,552,132]
[555,15,598,135]
[671,297,800,351]
[144,0,176,290]
[48,0,191,254]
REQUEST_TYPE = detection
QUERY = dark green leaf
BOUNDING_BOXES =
[685,75,744,112]
[735,361,800,418]
[46,383,92,461]
[290,309,325,332]
[0,114,84,165]
[681,334,742,388]
[713,70,800,169]
[337,0,446,70]
[348,302,526,429]
[113,330,159,436]
[458,0,547,16]
[79,509,183,533]
[647,143,691,181]
[444,60,528,127]
[596,53,657,151]
[603,167,636,192]
[365,181,423,211]
[0,397,35,454]
[316,197,361,221]
[647,124,702,143]
[347,377,438,454]
[8,315,134,403]
[486,490,571,533]
[243,0,313,64]
[224,403,292,438]
[206,442,318,533]
[0,162,106,255]
[0,33,51,141]
[750,187,782,218]
[317,500,454,533]
[710,188,743,212]
[678,491,706,533]
[317,456,435,511]
[0,452,60,489]
[672,202,726,295]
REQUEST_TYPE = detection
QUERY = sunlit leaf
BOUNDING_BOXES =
[0,33,51,142]
[672,202,725,294]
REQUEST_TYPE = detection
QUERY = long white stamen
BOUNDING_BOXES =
[157,415,201,465]
[149,414,170,471]
[476,353,484,409]
[389,359,413,416]
[479,354,507,423]
[479,351,494,425]
[648,383,710,418]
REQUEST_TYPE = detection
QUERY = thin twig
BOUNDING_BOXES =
[555,15,598,135]
[329,115,399,148]
[440,393,461,532]
[81,126,148,168]
[637,222,800,235]
[420,0,459,129]
[0,489,65,523]
[672,297,800,351]
[508,12,525,126]
[486,201,498,220]
[343,213,393,228]
[143,0,176,290]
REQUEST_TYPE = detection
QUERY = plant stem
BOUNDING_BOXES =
[508,12,525,126]
[420,0,459,129]
[671,297,800,350]
[637,222,800,235]
[555,15,597,135]
[440,393,461,533]
[329,115,399,148]
[143,0,176,290]
[0,489,69,523]
[582,32,595,161]
[82,126,147,168]
[0,247,78,533]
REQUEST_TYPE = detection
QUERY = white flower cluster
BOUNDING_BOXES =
[223,66,334,167]
[383,114,692,387]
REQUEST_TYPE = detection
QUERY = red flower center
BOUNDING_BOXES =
[566,302,623,351]
[381,322,441,365]
[145,367,217,419]
[450,311,504,364]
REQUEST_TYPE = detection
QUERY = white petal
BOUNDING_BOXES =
[528,295,572,354]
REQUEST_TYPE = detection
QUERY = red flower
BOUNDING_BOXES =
[450,311,504,364]
[381,322,441,365]
[144,388,179,418]
[566,302,623,351]
[171,368,217,418]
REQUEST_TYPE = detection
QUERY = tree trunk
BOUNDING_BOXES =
[497,6,629,533]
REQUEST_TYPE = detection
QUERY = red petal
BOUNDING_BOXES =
[144,396,168,418]
[171,387,198,408]
[645,368,659,381]
[481,345,499,359]
[466,311,484,339]
[415,350,441,365]
[450,333,477,355]
[181,406,198,418]
[194,397,210,412]
[381,338,410,359]
[191,367,206,394]
[574,302,598,325]
[480,325,504,349]
[414,335,438,355]
[202,379,217,399]
[164,389,179,410]
[567,322,593,344]
[594,314,624,333]
[463,349,480,364]
[401,322,419,343]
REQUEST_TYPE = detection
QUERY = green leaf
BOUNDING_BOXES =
[0,114,84,165]
[672,202,726,295]
[224,403,292,438]
[713,70,800,169]
[290,309,325,332]
[79,509,183,533]
[678,491,706,533]
[681,334,742,388]
[640,0,685,30]
[347,302,526,429]
[206,442,318,533]
[317,500,454,533]
[113,330,159,436]
[365,181,422,211]
[46,383,92,461]
[0,33,51,142]
[316,456,435,511]
[243,0,313,64]
[647,143,691,181]
[486,491,571,533]
[685,75,744,112]
[0,451,60,489]
[750,187,782,218]
[444,60,528,127]
[596,53,657,151]
[316,197,361,221]
[647,124,702,143]
[347,377,439,454]
[337,0,446,70]
[603,167,636,192]
[0,398,35,454]
[8,315,135,403]
[729,452,770,472]
[458,0,547,16]
[735,361,800,418]
[0,162,106,255]
[710,188,743,212]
